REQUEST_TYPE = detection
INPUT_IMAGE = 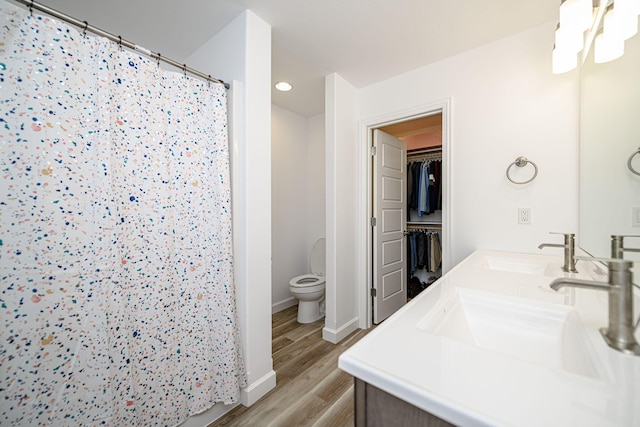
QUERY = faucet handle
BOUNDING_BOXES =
[549,232,576,244]
[575,256,633,268]
[548,232,576,248]
[611,235,640,258]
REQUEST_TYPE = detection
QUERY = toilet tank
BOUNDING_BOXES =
[310,238,326,276]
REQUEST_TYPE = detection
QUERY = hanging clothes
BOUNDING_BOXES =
[409,163,415,209]
[418,162,429,216]
[410,161,421,209]
[430,232,442,272]
[407,156,442,217]
[409,233,418,275]
[406,230,442,298]
[406,230,442,276]
[428,161,437,213]
[434,160,442,211]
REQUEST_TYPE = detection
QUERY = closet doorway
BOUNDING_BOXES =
[364,101,451,326]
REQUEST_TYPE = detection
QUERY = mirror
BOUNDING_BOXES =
[579,30,640,271]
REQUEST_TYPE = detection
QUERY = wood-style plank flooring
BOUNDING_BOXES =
[211,306,373,427]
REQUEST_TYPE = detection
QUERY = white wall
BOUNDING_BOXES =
[271,107,326,313]
[359,22,579,265]
[325,22,580,335]
[324,73,360,343]
[306,114,326,251]
[271,106,309,312]
[182,10,275,426]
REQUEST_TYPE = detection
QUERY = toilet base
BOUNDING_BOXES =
[297,300,324,324]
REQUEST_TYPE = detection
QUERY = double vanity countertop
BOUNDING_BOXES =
[338,250,640,426]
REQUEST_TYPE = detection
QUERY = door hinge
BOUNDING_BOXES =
[371,288,377,297]
[370,146,376,156]
[370,217,376,227]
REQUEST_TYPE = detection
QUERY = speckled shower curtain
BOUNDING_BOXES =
[0,2,245,426]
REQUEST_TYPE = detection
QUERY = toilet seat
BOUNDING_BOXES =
[290,273,325,288]
[289,238,326,323]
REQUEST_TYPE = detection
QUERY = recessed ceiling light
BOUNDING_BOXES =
[274,81,293,92]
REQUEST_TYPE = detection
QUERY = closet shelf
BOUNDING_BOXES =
[408,146,442,155]
[407,222,442,230]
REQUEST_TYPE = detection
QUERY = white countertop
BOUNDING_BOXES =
[338,250,640,427]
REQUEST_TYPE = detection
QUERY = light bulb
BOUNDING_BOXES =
[555,23,585,53]
[594,29,624,63]
[559,0,593,32]
[552,44,578,74]
[274,81,293,92]
[614,0,639,40]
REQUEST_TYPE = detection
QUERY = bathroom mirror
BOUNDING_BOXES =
[579,31,640,270]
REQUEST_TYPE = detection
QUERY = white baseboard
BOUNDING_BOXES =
[240,369,277,407]
[322,317,359,344]
[272,296,297,314]
[181,367,277,425]
[180,401,239,427]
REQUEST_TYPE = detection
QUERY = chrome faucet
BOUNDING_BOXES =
[538,232,578,273]
[611,235,640,259]
[549,257,640,355]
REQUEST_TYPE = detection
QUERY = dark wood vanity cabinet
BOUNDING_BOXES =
[354,378,455,427]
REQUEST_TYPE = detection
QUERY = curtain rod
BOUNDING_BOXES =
[13,0,230,89]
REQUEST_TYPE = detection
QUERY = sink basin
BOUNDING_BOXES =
[417,288,605,380]
[478,255,565,277]
[484,257,547,274]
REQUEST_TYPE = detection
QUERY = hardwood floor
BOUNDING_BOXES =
[211,306,373,427]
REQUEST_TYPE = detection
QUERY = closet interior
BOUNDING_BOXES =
[406,148,442,299]
[379,113,443,300]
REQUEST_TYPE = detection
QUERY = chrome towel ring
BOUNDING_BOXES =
[628,147,640,176]
[506,156,538,185]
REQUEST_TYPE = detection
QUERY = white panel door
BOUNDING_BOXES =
[373,130,406,324]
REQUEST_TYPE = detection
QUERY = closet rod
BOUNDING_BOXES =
[408,153,441,162]
[13,0,230,89]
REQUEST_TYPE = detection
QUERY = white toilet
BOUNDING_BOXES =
[289,238,326,323]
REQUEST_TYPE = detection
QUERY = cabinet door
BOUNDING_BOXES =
[354,378,455,427]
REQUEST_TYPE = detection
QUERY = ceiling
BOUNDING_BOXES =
[34,0,559,117]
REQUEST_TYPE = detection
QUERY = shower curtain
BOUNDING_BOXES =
[0,2,245,426]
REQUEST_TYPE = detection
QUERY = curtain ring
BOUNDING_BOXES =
[183,64,187,78]
[82,21,88,38]
[118,35,122,50]
[629,147,640,176]
[29,0,33,16]
[506,156,538,184]
[156,53,161,68]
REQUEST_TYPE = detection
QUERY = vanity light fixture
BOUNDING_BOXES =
[274,81,293,92]
[559,0,593,33]
[552,0,640,73]
[555,22,585,53]
[615,0,639,40]
[552,43,578,73]
[594,5,625,62]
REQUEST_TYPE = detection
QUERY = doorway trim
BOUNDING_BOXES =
[358,98,452,329]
